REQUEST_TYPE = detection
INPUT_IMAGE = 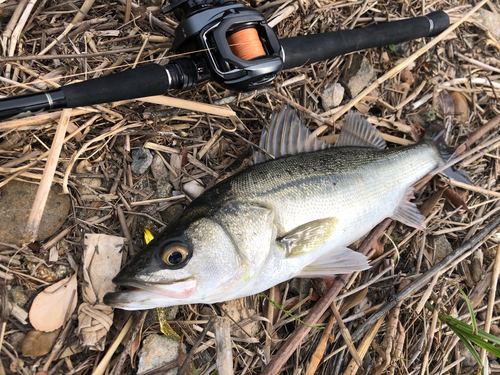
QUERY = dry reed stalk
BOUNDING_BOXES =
[479,244,500,365]
[313,0,490,135]
[138,96,236,117]
[124,0,132,24]
[38,24,74,56]
[214,317,233,375]
[5,0,37,79]
[305,313,336,375]
[343,315,385,375]
[24,108,72,242]
[92,315,134,375]
[111,311,148,375]
[0,108,96,131]
[71,0,96,23]
[1,0,28,54]
[419,282,446,375]
[61,123,140,194]
[330,302,363,367]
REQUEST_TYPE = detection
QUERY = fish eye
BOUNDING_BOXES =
[161,243,189,266]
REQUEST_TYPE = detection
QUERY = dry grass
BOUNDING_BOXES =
[1,0,500,374]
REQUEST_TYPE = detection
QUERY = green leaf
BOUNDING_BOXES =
[388,44,396,52]
[446,280,477,334]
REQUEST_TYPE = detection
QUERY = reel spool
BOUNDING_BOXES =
[227,27,266,61]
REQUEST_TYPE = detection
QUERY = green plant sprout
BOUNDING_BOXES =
[425,282,500,374]
[259,293,324,330]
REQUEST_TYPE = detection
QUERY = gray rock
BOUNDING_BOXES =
[432,235,453,264]
[160,204,184,226]
[163,305,179,321]
[458,341,477,367]
[131,148,153,175]
[341,55,375,98]
[321,83,344,110]
[9,286,29,307]
[476,9,500,39]
[183,180,205,199]
[0,180,71,249]
[289,278,311,296]
[151,154,169,180]
[137,334,185,375]
[156,180,173,199]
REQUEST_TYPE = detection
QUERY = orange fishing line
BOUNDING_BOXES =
[227,28,266,60]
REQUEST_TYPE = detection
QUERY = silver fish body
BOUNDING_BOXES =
[104,109,449,310]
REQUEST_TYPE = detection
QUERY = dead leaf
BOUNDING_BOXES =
[400,68,414,85]
[340,288,369,315]
[29,273,77,332]
[443,188,469,211]
[450,92,469,123]
[21,329,61,358]
[436,90,455,116]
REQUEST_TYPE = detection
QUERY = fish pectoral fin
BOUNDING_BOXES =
[298,247,370,278]
[391,187,426,230]
[279,217,338,257]
[334,112,387,149]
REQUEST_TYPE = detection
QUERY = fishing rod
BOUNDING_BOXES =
[0,0,449,119]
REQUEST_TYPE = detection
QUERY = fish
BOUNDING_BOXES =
[104,105,470,310]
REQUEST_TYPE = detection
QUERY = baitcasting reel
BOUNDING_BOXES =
[162,0,283,91]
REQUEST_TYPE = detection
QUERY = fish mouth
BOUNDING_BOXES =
[103,278,197,310]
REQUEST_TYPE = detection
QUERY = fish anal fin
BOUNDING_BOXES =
[298,247,370,278]
[391,187,426,230]
[280,218,338,257]
[335,112,387,149]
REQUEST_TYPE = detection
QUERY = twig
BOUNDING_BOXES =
[350,212,500,342]
[214,317,233,375]
[92,314,134,375]
[343,315,385,375]
[24,108,72,242]
[111,310,148,375]
[331,303,363,367]
[178,318,215,375]
[261,218,392,375]
[138,96,236,117]
[480,244,500,364]
[71,0,94,23]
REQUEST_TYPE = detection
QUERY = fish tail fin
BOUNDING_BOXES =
[424,122,472,185]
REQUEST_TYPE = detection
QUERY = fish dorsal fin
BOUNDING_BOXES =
[253,105,330,164]
[279,217,338,257]
[298,247,370,278]
[335,112,387,149]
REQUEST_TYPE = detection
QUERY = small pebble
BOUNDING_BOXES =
[321,83,344,110]
[131,148,153,175]
[137,334,185,375]
[151,154,169,180]
[183,180,205,199]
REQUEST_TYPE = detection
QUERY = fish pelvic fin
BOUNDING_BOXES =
[253,104,330,164]
[425,122,472,185]
[334,112,387,149]
[391,187,426,230]
[298,247,370,278]
[279,217,338,257]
